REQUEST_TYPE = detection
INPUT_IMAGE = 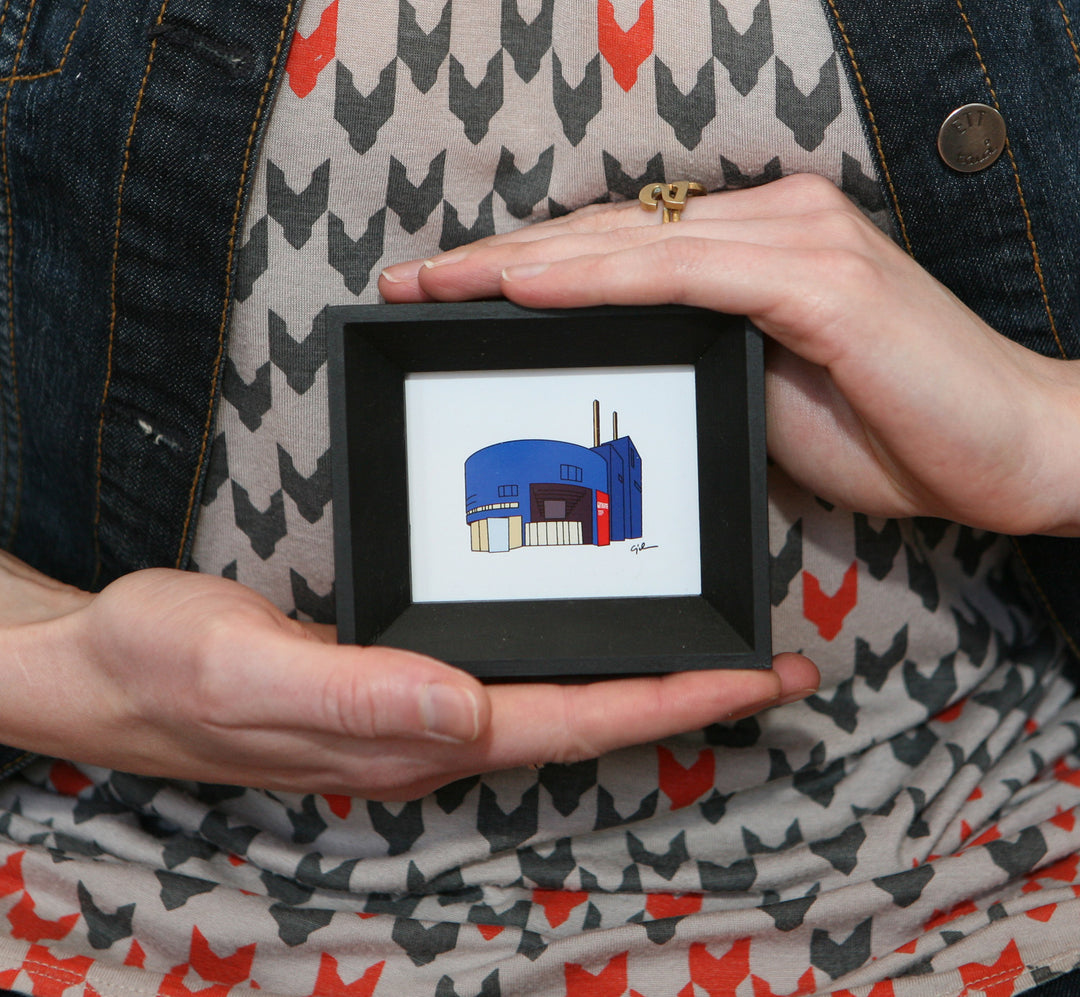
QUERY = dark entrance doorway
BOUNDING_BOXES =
[528,483,593,545]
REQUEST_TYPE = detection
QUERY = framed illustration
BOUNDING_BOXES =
[327,301,770,680]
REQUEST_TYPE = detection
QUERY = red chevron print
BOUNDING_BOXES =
[1053,758,1080,787]
[311,953,385,997]
[598,0,654,91]
[0,851,24,897]
[125,940,147,968]
[21,944,93,997]
[751,966,816,996]
[923,899,978,932]
[323,794,353,819]
[286,0,338,99]
[7,894,79,942]
[645,892,703,920]
[688,938,752,997]
[658,745,715,809]
[957,939,1025,997]
[188,926,257,985]
[49,760,92,796]
[802,561,857,640]
[534,888,589,927]
[565,952,628,997]
[477,923,504,940]
[1030,853,1079,883]
[933,697,966,724]
[1026,902,1057,922]
[963,822,1001,850]
[1051,806,1076,832]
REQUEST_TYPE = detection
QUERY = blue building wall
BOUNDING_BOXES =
[590,437,643,540]
[465,439,609,536]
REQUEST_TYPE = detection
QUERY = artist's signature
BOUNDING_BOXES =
[630,542,658,554]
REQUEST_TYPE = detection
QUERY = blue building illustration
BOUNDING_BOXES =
[464,402,642,553]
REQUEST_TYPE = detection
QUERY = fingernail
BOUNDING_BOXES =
[502,262,550,281]
[776,687,817,707]
[420,684,481,742]
[380,260,424,283]
[422,250,468,270]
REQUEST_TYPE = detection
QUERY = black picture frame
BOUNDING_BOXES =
[327,301,770,680]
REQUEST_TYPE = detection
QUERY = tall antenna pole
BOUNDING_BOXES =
[592,399,600,448]
[612,411,619,441]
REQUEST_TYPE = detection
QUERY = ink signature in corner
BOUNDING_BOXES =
[630,542,659,555]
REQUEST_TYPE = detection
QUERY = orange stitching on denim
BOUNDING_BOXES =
[822,0,912,254]
[1056,0,1080,72]
[0,0,38,547]
[91,0,170,587]
[956,0,1066,359]
[0,66,57,82]
[0,748,32,778]
[1011,538,1080,664]
[175,0,296,568]
[0,0,89,82]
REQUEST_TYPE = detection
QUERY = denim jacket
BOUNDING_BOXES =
[0,0,1077,776]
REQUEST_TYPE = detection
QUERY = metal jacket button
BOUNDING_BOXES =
[937,103,1006,172]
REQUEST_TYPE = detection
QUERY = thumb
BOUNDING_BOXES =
[218,626,493,743]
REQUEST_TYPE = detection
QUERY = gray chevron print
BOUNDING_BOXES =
[266,159,330,249]
[221,358,272,432]
[231,481,287,559]
[276,444,332,523]
[711,0,773,95]
[334,59,397,155]
[267,308,327,395]
[493,146,555,218]
[553,52,602,146]
[720,153,782,188]
[388,151,447,233]
[775,53,842,151]
[398,0,452,93]
[232,215,268,302]
[655,58,717,150]
[328,208,387,294]
[500,0,554,83]
[440,192,496,250]
[449,52,504,143]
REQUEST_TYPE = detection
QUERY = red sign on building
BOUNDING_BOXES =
[596,492,610,546]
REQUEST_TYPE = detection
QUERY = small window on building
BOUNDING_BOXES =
[560,464,582,482]
[498,484,519,498]
[544,499,567,519]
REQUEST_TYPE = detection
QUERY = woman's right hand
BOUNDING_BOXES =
[0,552,816,800]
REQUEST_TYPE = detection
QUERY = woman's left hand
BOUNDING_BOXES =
[379,174,1080,538]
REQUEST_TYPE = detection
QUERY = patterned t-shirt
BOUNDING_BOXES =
[0,2,1079,996]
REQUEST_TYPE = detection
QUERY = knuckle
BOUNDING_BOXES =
[325,667,379,739]
[655,236,715,287]
[809,206,870,247]
[816,245,880,288]
[780,171,848,206]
